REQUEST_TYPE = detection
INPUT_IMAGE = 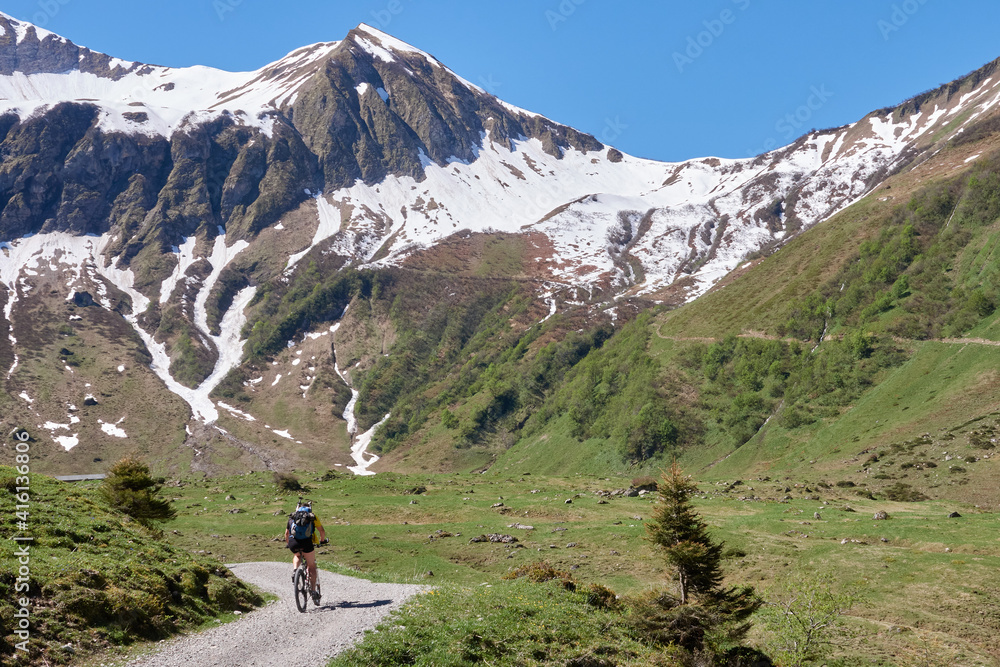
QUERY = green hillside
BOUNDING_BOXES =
[0,468,262,665]
[242,132,1000,500]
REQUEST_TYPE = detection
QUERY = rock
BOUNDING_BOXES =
[271,509,283,516]
[948,512,962,518]
[403,486,427,495]
[409,499,418,504]
[873,511,889,520]
[225,494,236,500]
[814,512,822,520]
[226,508,243,514]
[566,542,577,548]
[565,499,573,504]
[491,502,504,508]
[72,291,96,307]
[425,571,434,577]
[508,523,534,530]
[469,534,518,544]
[83,395,98,406]
[597,499,609,505]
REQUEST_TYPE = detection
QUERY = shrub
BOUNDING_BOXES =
[624,589,706,651]
[503,561,576,590]
[99,456,176,528]
[585,583,619,610]
[273,472,303,492]
[631,475,658,490]
[881,483,928,502]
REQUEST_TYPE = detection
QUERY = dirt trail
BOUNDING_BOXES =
[124,562,425,667]
[655,325,1000,348]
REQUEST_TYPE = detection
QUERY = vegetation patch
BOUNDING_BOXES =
[0,467,263,665]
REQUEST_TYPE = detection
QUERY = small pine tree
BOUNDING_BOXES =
[99,455,177,527]
[642,462,763,652]
[646,462,724,604]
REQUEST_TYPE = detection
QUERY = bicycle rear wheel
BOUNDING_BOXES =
[294,568,309,613]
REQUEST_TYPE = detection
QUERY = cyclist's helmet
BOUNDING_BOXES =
[297,505,311,513]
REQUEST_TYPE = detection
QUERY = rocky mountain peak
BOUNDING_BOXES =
[0,11,143,79]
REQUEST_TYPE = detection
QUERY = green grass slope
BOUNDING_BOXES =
[492,130,1000,494]
[156,469,1000,666]
[0,468,262,665]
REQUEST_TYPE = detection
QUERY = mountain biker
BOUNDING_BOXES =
[285,502,327,604]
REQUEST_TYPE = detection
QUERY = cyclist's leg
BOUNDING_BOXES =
[303,549,318,592]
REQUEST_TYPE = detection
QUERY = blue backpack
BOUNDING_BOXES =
[289,507,315,540]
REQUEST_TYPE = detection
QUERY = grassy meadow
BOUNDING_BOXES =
[110,467,1000,666]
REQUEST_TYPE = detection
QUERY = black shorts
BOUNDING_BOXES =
[287,537,314,554]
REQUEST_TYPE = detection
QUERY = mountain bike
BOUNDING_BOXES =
[292,539,329,612]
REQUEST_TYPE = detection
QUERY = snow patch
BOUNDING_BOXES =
[348,413,389,476]
[53,434,79,451]
[99,418,128,438]
[218,401,257,421]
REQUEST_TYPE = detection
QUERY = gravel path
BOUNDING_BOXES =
[124,562,426,667]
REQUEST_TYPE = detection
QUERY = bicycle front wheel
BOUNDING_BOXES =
[294,568,309,613]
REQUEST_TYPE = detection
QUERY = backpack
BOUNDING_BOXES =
[289,508,315,540]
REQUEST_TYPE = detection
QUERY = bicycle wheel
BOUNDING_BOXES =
[294,567,309,613]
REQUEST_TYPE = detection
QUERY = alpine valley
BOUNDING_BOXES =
[3,12,1000,509]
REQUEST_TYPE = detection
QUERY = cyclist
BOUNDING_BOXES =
[284,502,327,604]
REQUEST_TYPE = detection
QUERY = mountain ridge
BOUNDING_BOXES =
[2,17,1000,478]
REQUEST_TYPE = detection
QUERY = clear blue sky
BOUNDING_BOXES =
[5,0,1000,162]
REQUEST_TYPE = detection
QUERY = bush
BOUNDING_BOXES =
[502,561,576,590]
[881,482,928,502]
[631,475,658,490]
[585,583,619,610]
[273,472,303,492]
[99,456,176,528]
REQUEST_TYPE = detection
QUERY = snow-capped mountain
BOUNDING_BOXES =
[2,13,1000,465]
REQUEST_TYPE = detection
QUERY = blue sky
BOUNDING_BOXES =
[5,0,1000,162]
